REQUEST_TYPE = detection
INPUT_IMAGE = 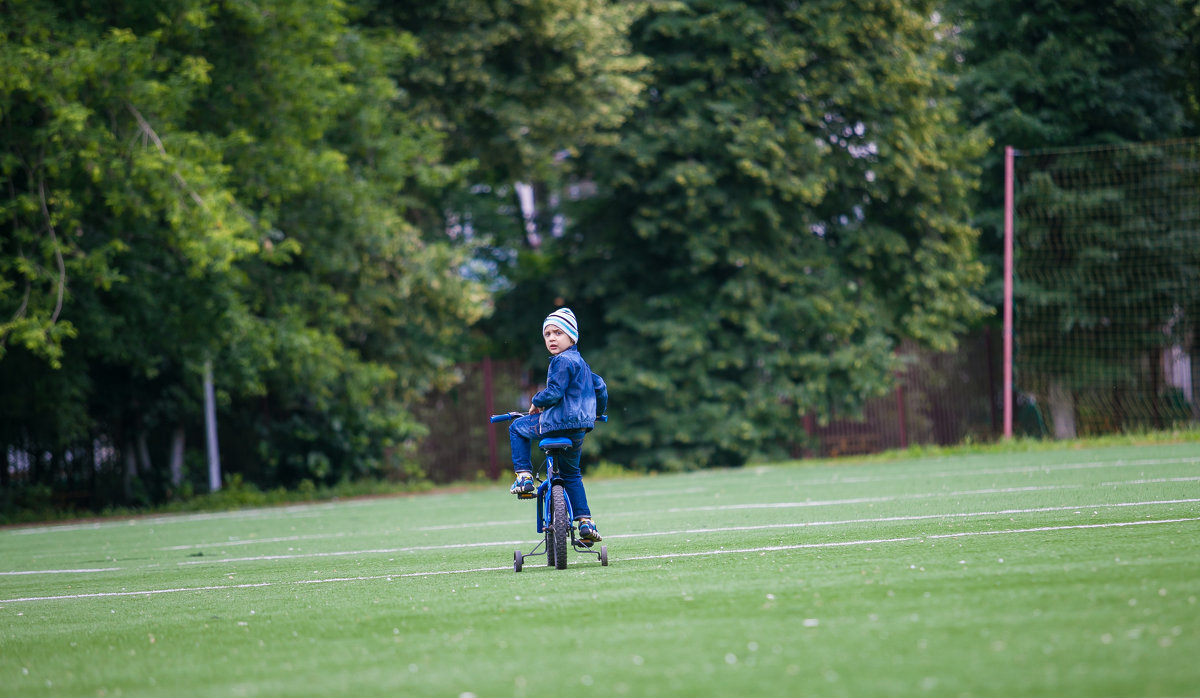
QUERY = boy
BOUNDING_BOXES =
[508,307,608,543]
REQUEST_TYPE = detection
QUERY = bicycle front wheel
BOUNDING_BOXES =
[550,484,569,569]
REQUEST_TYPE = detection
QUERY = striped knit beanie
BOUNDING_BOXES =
[543,307,579,343]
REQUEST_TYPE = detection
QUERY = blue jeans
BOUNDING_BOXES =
[509,414,592,519]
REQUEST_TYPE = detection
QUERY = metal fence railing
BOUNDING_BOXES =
[416,331,1005,481]
[799,332,1002,458]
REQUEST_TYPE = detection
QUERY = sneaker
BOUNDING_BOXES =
[577,518,602,544]
[510,472,535,495]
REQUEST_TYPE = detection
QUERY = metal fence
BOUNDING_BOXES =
[415,331,1004,481]
[416,358,534,484]
[800,331,1001,457]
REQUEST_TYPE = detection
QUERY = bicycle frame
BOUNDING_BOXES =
[535,454,574,533]
[490,411,608,571]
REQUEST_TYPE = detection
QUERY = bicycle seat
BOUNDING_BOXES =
[538,437,574,450]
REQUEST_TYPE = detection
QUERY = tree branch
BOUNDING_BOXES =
[5,178,31,327]
[12,278,30,322]
[127,103,208,209]
[37,175,66,324]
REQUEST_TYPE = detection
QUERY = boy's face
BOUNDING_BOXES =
[543,324,574,355]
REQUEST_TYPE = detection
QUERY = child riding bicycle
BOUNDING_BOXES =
[508,307,608,543]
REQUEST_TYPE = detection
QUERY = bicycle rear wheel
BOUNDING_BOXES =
[550,484,569,569]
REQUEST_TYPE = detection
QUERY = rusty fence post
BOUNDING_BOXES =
[483,356,499,479]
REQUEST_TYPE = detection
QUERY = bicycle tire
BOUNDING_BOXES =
[550,484,569,569]
[545,527,556,567]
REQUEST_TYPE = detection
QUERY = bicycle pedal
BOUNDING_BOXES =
[516,492,536,500]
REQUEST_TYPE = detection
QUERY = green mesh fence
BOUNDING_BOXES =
[1014,138,1200,437]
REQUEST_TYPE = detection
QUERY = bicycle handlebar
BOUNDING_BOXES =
[489,412,608,423]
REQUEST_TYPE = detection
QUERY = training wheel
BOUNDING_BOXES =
[600,545,608,566]
[514,550,524,572]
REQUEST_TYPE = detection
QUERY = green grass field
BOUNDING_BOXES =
[3,442,1199,697]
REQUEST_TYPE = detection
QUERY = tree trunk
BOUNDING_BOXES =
[515,181,540,247]
[137,430,153,476]
[123,441,138,500]
[1047,380,1077,439]
[205,359,221,492]
[169,426,185,488]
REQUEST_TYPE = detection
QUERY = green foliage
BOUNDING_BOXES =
[0,0,487,506]
[7,0,1196,507]
[948,0,1198,307]
[1013,141,1200,431]
[1186,2,1200,129]
[949,0,1200,435]
[523,0,988,469]
[367,0,647,185]
[367,0,649,321]
[953,0,1192,148]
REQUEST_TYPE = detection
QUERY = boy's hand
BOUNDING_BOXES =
[528,404,543,415]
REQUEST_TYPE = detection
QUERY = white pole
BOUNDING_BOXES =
[204,359,221,491]
[514,181,540,246]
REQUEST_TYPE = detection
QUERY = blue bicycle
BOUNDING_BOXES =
[489,412,609,572]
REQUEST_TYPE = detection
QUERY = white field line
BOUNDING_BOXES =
[0,568,121,576]
[666,485,1082,514]
[418,520,524,531]
[609,498,1200,540]
[0,567,517,603]
[174,539,531,565]
[416,473,1195,532]
[182,498,1200,568]
[159,533,350,551]
[616,517,1200,563]
[924,519,1200,539]
[6,506,334,535]
[4,517,1198,604]
[665,475,1200,515]
[6,497,1194,575]
[411,485,1082,532]
[0,565,516,604]
[822,456,1200,484]
[595,487,708,499]
[1100,476,1200,486]
[8,456,1195,538]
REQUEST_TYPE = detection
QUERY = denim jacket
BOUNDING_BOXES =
[533,346,608,433]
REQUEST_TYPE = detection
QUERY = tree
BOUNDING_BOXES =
[949,0,1199,436]
[1,0,487,508]
[521,0,988,469]
[360,0,647,297]
[369,0,646,186]
[1013,141,1200,436]
[1185,2,1200,130]
[1,0,266,502]
[180,0,490,487]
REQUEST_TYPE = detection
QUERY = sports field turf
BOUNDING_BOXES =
[2,442,1198,697]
